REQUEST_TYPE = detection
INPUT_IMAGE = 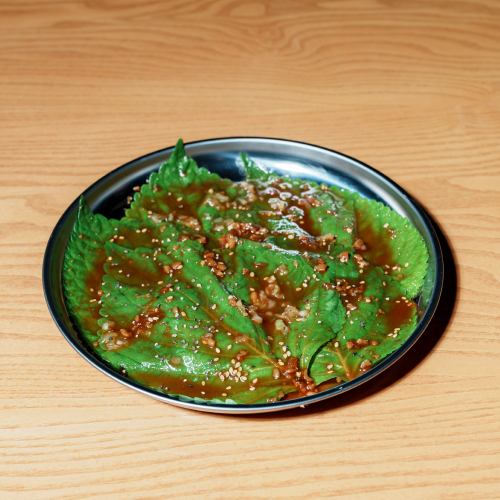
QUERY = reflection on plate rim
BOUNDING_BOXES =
[43,137,444,414]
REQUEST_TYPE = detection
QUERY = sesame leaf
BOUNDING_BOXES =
[239,152,273,181]
[126,139,230,225]
[95,237,298,403]
[62,198,117,343]
[309,268,418,385]
[288,285,345,369]
[349,193,429,298]
[223,240,345,369]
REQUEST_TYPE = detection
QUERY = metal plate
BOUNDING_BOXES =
[43,137,444,414]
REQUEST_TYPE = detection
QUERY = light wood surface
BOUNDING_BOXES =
[1,1,499,498]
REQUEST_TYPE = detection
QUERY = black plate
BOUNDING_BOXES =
[43,137,443,414]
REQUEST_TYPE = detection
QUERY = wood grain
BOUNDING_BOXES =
[1,1,499,498]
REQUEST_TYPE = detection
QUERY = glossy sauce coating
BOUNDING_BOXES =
[81,175,419,402]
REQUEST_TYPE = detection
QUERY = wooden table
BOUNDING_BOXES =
[1,1,499,498]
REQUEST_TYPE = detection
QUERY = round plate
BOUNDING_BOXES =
[43,137,443,414]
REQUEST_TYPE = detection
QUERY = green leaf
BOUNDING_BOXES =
[351,194,429,298]
[63,198,117,342]
[95,237,298,403]
[125,139,231,228]
[223,240,345,368]
[310,267,418,385]
[288,285,345,369]
[239,152,272,180]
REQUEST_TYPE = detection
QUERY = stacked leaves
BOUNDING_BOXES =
[63,140,428,404]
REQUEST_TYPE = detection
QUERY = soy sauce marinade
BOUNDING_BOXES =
[63,140,428,404]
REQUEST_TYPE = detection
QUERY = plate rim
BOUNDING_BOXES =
[42,136,444,414]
